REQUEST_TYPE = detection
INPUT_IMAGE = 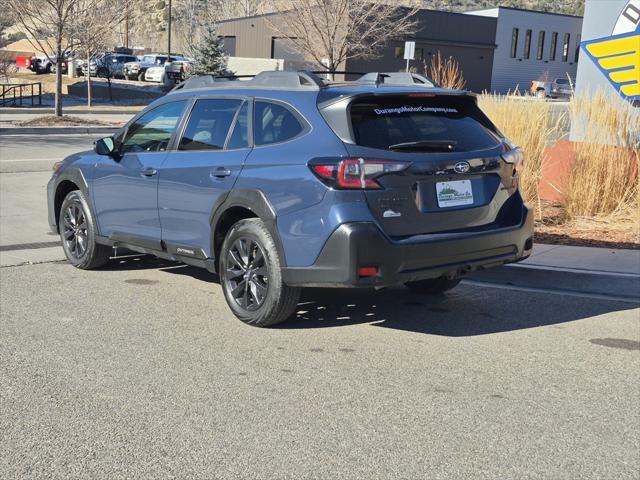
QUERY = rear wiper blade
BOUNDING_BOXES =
[388,140,457,152]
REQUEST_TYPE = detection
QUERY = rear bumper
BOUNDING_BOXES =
[282,204,534,288]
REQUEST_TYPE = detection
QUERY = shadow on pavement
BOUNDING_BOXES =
[102,254,637,337]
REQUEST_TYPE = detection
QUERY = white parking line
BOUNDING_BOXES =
[0,158,62,163]
[463,279,640,304]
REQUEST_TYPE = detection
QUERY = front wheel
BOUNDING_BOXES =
[137,72,145,82]
[219,218,300,327]
[59,190,111,269]
[405,276,462,295]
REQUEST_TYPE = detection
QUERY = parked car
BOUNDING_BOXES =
[142,65,166,83]
[531,78,574,99]
[51,56,83,77]
[47,70,533,327]
[123,54,184,81]
[144,59,194,84]
[164,59,193,83]
[82,53,138,78]
[15,54,52,74]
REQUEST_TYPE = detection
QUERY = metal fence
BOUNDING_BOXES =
[0,83,42,106]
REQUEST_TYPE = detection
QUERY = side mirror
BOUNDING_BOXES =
[94,137,120,159]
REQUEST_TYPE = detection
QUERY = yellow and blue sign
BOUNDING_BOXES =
[581,0,640,102]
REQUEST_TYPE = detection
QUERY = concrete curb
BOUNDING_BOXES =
[0,126,117,135]
[0,108,141,115]
[469,263,640,301]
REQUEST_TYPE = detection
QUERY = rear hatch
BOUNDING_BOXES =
[320,93,520,238]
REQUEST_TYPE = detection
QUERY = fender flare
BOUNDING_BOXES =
[52,168,97,231]
[210,189,287,268]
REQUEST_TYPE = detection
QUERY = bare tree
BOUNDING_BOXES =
[266,0,420,74]
[6,0,125,115]
[5,0,77,116]
[68,1,124,107]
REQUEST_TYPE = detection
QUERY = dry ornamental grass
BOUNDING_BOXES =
[479,90,639,247]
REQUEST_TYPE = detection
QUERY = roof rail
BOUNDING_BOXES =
[172,70,327,92]
[357,72,438,88]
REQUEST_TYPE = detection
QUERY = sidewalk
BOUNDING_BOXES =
[469,243,640,301]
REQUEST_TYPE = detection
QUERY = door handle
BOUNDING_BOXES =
[211,167,232,178]
[141,167,158,177]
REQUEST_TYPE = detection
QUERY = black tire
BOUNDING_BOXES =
[59,190,111,270]
[97,67,108,78]
[405,276,462,295]
[137,71,145,82]
[219,218,300,327]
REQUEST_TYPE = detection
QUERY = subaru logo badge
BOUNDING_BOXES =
[454,161,470,174]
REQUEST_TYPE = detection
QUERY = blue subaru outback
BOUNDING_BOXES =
[47,71,533,327]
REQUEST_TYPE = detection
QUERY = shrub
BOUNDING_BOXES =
[477,93,563,216]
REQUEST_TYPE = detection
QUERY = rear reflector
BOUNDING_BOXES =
[358,266,379,277]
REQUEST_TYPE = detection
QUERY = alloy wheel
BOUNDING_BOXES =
[62,203,88,259]
[224,237,269,311]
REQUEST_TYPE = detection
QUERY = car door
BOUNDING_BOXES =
[158,97,251,258]
[92,100,188,249]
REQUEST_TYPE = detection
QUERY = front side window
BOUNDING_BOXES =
[550,32,558,61]
[537,31,545,60]
[179,98,243,151]
[524,29,532,59]
[510,28,519,58]
[254,101,304,146]
[121,101,187,154]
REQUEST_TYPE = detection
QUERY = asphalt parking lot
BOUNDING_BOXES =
[1,132,639,479]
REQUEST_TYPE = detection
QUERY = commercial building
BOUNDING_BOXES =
[465,7,583,93]
[217,6,583,94]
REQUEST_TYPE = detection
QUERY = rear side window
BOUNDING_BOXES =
[254,101,304,146]
[179,98,243,151]
[349,96,501,152]
[227,101,249,149]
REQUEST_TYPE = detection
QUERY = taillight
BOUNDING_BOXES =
[502,147,524,194]
[309,157,410,190]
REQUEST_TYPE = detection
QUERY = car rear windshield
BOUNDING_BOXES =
[554,78,570,85]
[349,96,501,152]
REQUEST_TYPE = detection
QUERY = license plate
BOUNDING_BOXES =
[436,180,474,208]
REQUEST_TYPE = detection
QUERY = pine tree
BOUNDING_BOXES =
[189,23,228,77]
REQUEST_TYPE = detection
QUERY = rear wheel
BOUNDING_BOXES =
[536,89,547,99]
[59,190,111,269]
[405,276,462,295]
[219,218,300,327]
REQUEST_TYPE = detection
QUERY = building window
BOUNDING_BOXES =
[271,37,305,61]
[523,29,532,59]
[220,36,236,57]
[574,34,581,62]
[550,32,558,61]
[536,31,545,60]
[562,33,570,62]
[510,28,519,58]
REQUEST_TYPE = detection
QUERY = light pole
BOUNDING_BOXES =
[167,0,172,59]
